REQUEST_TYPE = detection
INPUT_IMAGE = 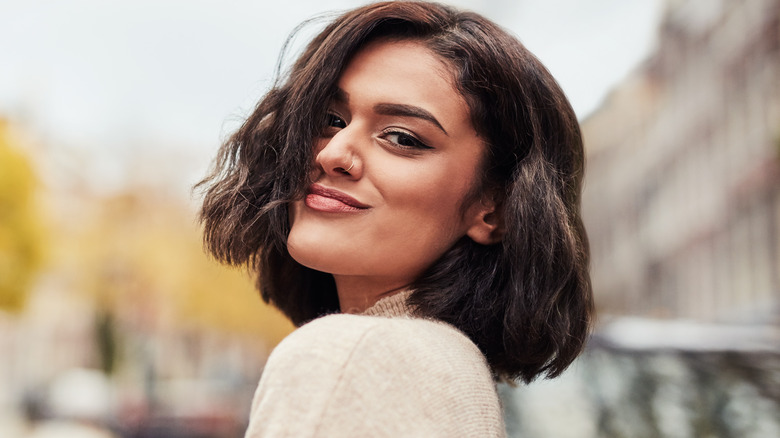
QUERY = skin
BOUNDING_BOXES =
[287,39,500,313]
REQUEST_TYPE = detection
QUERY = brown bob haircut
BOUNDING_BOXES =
[200,1,592,383]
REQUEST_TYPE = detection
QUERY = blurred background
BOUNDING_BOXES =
[1,0,778,437]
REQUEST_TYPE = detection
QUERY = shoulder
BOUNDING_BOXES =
[246,314,505,437]
[278,314,490,376]
[295,313,479,353]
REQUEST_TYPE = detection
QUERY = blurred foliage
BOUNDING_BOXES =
[0,119,44,312]
[56,189,294,347]
[0,117,292,357]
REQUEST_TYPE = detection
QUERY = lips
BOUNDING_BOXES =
[304,184,370,213]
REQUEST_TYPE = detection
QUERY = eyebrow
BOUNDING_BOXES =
[374,103,448,136]
[332,88,448,136]
[333,88,349,103]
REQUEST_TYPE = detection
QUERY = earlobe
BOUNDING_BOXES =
[466,203,504,245]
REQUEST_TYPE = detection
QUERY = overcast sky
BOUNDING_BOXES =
[0,0,662,194]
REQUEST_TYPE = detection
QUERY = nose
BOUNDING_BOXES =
[314,125,362,178]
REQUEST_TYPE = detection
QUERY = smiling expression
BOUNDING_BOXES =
[287,39,491,299]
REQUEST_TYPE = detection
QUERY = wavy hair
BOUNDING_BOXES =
[199,1,592,383]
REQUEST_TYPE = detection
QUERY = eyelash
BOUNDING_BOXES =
[322,112,432,150]
[379,128,431,150]
[324,113,346,130]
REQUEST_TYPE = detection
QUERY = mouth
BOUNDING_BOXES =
[304,184,370,212]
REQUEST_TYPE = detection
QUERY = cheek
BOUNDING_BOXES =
[382,158,476,218]
[378,165,476,246]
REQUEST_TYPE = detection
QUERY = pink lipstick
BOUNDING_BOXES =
[304,184,370,213]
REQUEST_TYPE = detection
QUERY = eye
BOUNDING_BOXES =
[320,112,347,138]
[381,129,432,150]
[325,113,347,129]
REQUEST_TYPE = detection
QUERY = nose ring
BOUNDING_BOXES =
[343,161,354,173]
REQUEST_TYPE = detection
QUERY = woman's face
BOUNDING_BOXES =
[287,39,493,296]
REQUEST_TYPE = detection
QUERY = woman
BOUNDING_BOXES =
[199,1,592,436]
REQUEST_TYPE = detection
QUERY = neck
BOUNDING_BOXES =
[334,275,410,313]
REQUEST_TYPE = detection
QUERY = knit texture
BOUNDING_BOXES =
[244,292,506,437]
[360,289,414,317]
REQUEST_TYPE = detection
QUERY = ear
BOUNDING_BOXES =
[465,198,504,245]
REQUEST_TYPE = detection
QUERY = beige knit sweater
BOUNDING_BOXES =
[244,291,506,437]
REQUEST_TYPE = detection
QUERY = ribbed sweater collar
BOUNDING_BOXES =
[360,289,414,318]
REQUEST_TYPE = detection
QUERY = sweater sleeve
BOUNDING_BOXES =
[244,314,505,438]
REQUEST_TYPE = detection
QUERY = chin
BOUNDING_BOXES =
[288,242,381,279]
[288,234,342,273]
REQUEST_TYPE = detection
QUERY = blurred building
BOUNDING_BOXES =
[582,0,780,323]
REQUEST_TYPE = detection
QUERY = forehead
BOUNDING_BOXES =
[339,38,454,89]
[335,39,474,134]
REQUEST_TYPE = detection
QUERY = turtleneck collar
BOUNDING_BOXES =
[359,289,414,318]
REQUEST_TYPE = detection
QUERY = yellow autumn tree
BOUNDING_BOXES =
[0,119,44,312]
[72,190,293,346]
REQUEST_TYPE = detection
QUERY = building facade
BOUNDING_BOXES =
[582,0,780,323]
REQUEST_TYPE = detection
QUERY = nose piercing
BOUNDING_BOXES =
[343,161,354,173]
